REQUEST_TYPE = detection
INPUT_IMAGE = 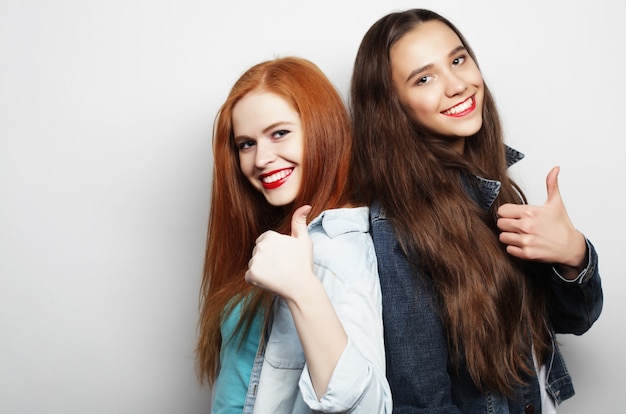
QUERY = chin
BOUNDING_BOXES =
[265,195,297,207]
[458,120,483,137]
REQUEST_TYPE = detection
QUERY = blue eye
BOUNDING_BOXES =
[236,140,255,151]
[272,129,289,139]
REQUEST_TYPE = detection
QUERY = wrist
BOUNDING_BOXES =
[556,231,588,280]
[282,270,320,304]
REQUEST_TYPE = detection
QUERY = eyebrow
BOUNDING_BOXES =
[404,45,467,83]
[263,121,295,134]
[233,121,295,141]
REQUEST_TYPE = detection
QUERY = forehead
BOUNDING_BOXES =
[231,91,300,135]
[390,20,463,74]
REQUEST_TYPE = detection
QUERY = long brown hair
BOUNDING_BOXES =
[196,57,354,385]
[350,9,550,395]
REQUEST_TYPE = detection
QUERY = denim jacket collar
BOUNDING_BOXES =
[374,146,524,218]
[464,146,524,210]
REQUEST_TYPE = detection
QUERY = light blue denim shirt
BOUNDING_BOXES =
[243,207,393,413]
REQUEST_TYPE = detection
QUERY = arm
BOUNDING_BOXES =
[246,206,392,412]
[245,206,347,398]
[496,166,603,333]
[497,166,587,274]
[298,214,392,412]
[546,238,603,334]
[286,274,348,399]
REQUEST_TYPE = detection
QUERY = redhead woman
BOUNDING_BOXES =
[197,56,392,413]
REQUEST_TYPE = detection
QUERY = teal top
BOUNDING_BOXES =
[211,299,263,413]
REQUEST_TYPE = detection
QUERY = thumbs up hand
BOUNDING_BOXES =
[245,205,316,298]
[497,167,587,277]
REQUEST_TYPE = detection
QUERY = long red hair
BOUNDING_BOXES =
[196,57,354,385]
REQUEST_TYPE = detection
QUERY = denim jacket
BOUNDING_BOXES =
[243,207,393,413]
[369,148,603,413]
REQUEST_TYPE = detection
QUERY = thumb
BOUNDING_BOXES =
[290,205,312,238]
[545,165,562,205]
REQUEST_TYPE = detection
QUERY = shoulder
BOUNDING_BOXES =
[308,206,370,238]
[308,207,378,284]
[308,207,372,252]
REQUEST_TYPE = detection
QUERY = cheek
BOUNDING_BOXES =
[238,153,254,178]
[292,169,303,190]
[289,147,304,165]
[468,67,485,92]
[286,137,305,164]
[405,94,440,124]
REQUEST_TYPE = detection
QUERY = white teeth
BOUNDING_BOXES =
[262,169,291,183]
[444,97,473,115]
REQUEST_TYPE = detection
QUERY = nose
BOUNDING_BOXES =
[254,140,276,169]
[444,71,467,97]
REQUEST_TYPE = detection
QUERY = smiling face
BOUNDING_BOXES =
[390,20,485,153]
[232,91,304,207]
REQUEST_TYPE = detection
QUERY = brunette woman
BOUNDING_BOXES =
[350,8,603,413]
[197,56,392,413]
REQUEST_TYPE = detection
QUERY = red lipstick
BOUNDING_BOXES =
[259,168,293,190]
[442,95,476,118]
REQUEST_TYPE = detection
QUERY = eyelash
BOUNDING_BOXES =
[237,140,254,151]
[452,55,466,66]
[235,129,290,151]
[414,55,468,86]
[416,76,430,86]
[272,129,289,139]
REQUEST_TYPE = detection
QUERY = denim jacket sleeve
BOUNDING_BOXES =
[546,237,603,335]
[370,211,462,413]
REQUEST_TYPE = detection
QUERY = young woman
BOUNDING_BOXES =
[196,57,392,413]
[350,8,603,413]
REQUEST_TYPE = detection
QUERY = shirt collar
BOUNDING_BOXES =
[307,206,370,238]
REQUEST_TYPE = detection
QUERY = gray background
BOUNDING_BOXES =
[1,0,623,413]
